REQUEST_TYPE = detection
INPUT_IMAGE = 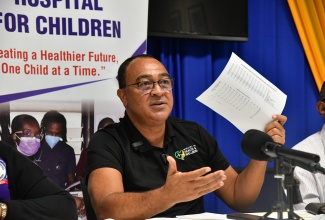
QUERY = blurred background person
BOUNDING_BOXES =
[75,117,114,182]
[97,117,115,131]
[0,140,78,220]
[4,114,42,162]
[37,110,76,189]
[292,81,325,210]
[4,113,84,215]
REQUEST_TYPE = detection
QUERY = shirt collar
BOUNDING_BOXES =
[320,123,325,147]
[124,113,175,153]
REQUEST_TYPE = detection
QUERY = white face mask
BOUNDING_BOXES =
[45,135,61,149]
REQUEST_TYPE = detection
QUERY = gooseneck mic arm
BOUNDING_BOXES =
[241,129,323,174]
[284,158,325,175]
[261,142,320,164]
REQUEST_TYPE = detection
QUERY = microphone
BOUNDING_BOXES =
[241,129,320,164]
[241,129,273,161]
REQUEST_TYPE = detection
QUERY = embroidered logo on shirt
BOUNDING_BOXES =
[174,145,198,160]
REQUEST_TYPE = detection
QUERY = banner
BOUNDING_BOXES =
[0,0,148,157]
[0,0,148,123]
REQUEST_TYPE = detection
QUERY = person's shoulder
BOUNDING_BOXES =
[2,138,15,149]
[292,130,322,152]
[167,116,200,126]
[99,120,125,135]
[0,141,13,158]
[0,141,10,150]
[167,116,204,131]
[168,116,198,125]
[60,141,75,152]
[89,123,123,146]
[94,123,115,135]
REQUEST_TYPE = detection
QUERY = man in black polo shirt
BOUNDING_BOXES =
[86,54,287,219]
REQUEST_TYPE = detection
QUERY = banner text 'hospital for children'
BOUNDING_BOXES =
[0,0,121,37]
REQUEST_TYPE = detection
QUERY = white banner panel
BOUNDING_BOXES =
[0,0,148,120]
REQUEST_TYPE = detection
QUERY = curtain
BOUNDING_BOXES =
[147,0,321,214]
[287,0,325,91]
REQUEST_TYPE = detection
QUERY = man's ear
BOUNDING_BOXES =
[117,89,127,107]
[316,101,325,118]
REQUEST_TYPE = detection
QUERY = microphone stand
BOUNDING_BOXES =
[263,157,286,220]
[282,161,303,220]
[262,157,303,220]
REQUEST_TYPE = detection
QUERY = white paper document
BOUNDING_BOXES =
[147,211,317,220]
[148,212,228,220]
[176,212,228,219]
[196,52,287,133]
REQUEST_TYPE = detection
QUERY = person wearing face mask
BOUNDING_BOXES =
[37,110,76,189]
[0,140,78,220]
[1,115,78,219]
[4,114,43,162]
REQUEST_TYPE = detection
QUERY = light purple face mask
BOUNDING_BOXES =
[15,135,41,156]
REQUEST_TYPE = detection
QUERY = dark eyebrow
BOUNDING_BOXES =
[135,73,170,82]
[159,73,170,77]
[135,74,150,82]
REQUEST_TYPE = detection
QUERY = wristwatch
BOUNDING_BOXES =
[0,203,7,220]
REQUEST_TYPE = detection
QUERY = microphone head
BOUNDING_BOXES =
[241,129,274,161]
